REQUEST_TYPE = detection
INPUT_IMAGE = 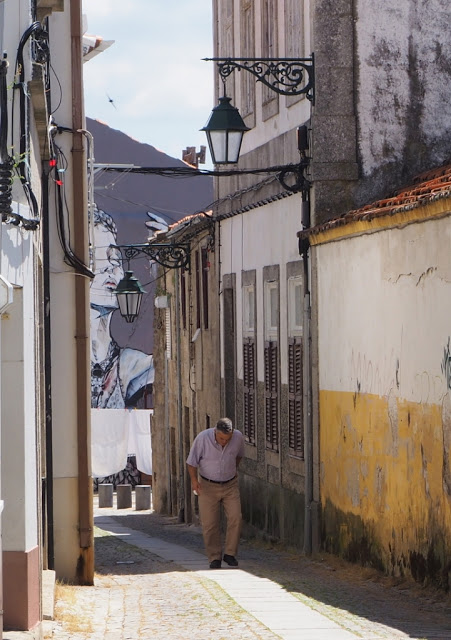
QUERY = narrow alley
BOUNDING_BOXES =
[10,496,451,640]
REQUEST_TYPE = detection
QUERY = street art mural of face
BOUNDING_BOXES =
[90,207,154,409]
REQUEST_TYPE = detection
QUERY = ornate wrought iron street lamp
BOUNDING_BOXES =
[112,242,190,322]
[111,56,315,320]
[114,270,146,323]
[201,95,250,165]
[202,56,315,165]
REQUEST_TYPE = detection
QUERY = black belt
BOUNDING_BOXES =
[200,475,236,485]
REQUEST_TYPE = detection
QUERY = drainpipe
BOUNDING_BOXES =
[70,0,93,584]
[300,192,314,556]
[164,338,172,514]
[175,269,185,522]
[0,9,3,639]
[42,167,54,570]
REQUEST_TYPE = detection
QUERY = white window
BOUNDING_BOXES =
[243,284,255,337]
[288,276,303,336]
[264,280,279,340]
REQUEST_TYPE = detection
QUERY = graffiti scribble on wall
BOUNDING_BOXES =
[441,337,451,390]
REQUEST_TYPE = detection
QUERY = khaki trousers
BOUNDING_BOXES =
[198,476,242,562]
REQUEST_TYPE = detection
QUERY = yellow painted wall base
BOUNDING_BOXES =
[320,389,451,587]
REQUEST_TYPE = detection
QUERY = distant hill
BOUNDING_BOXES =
[86,117,213,354]
[87,117,213,242]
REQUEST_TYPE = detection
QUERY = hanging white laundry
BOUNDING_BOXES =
[127,409,153,475]
[91,409,129,478]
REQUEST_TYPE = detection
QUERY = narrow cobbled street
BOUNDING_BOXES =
[12,498,451,640]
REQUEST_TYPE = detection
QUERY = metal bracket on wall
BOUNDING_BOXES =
[204,55,315,103]
[115,243,191,271]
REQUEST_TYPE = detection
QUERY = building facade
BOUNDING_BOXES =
[151,0,451,587]
[0,0,93,632]
[152,213,221,523]
[299,166,451,587]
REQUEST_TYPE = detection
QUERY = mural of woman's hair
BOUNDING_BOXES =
[93,205,118,238]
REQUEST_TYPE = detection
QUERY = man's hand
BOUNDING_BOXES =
[187,464,201,494]
[191,477,201,495]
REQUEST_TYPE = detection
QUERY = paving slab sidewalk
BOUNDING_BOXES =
[96,513,356,640]
[5,495,451,640]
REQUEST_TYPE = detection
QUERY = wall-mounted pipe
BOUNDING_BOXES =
[70,0,93,585]
[41,167,54,570]
[300,193,314,556]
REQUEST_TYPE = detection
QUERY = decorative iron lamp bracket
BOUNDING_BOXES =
[204,56,315,103]
[278,163,311,194]
[114,243,191,271]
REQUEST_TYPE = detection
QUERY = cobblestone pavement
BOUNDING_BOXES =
[41,503,451,640]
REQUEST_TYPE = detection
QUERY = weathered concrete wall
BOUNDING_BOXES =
[220,196,309,548]
[152,229,221,523]
[151,298,169,515]
[314,205,451,587]
[312,0,451,222]
[354,0,451,205]
[311,0,359,223]
[237,378,306,548]
[240,473,305,548]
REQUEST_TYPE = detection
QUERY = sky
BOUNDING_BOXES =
[82,0,214,165]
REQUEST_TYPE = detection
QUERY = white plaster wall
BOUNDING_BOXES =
[1,224,31,287]
[0,0,42,558]
[230,0,313,157]
[1,206,39,555]
[48,8,88,578]
[48,10,80,481]
[356,0,451,177]
[316,214,451,405]
[220,194,304,384]
[1,279,38,552]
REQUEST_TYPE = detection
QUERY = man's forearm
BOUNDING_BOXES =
[187,464,200,491]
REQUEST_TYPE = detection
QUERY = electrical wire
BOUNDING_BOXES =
[48,62,63,115]
[94,189,199,223]
[50,142,94,278]
[99,163,304,179]
[14,22,48,218]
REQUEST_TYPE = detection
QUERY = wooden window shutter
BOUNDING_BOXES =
[288,337,304,458]
[243,338,256,443]
[195,251,201,329]
[180,267,187,330]
[264,340,279,450]
[201,247,209,329]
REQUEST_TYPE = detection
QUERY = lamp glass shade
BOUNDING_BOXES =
[206,129,245,165]
[114,270,146,323]
[201,95,250,165]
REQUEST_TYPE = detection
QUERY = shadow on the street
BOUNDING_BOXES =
[94,524,196,579]
[95,510,451,640]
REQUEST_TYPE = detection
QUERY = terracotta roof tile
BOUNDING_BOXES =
[299,163,451,240]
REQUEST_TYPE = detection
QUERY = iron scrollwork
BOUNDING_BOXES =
[206,56,315,102]
[277,165,311,194]
[117,243,190,271]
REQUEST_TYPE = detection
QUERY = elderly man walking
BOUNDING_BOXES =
[187,418,245,569]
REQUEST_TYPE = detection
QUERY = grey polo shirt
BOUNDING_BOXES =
[186,428,245,482]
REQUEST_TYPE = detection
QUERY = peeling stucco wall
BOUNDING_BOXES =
[311,0,451,222]
[152,231,222,523]
[354,0,451,204]
[315,207,451,587]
